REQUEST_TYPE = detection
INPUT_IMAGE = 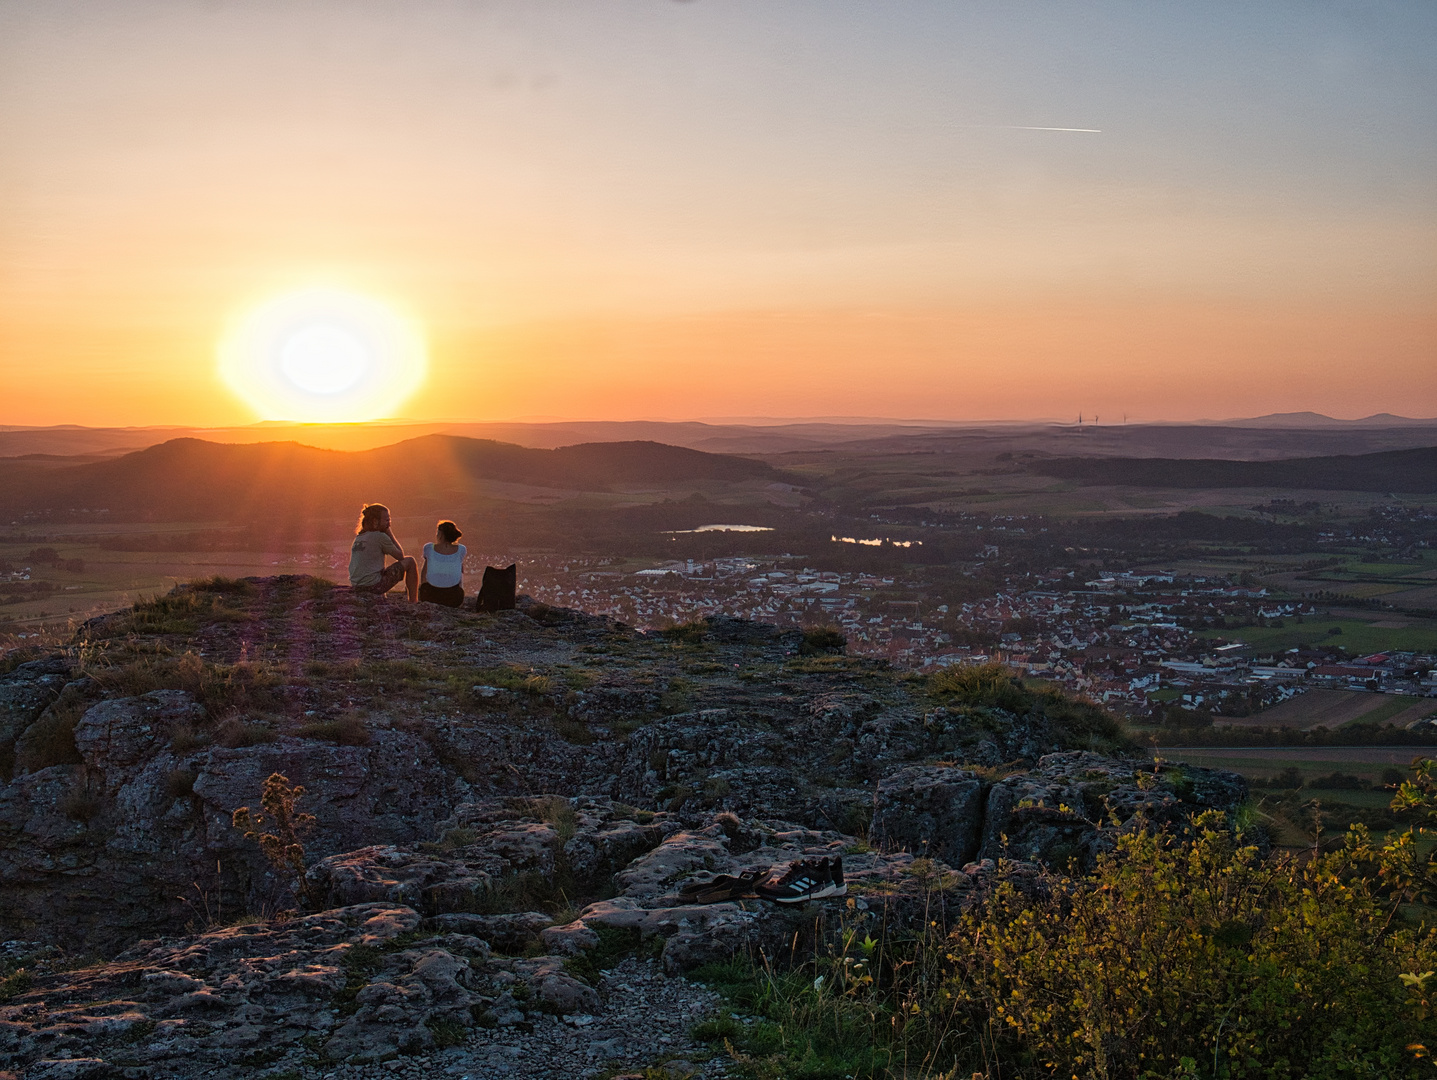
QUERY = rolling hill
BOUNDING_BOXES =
[0,435,779,522]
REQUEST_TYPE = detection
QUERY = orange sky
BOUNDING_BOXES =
[2,2,1434,426]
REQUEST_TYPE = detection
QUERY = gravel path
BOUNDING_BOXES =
[310,958,731,1080]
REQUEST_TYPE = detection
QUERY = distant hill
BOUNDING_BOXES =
[1029,445,1437,492]
[1212,412,1437,428]
[0,435,778,521]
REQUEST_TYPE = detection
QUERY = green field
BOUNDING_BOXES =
[1164,746,1425,784]
[1353,694,1429,726]
[1199,617,1437,654]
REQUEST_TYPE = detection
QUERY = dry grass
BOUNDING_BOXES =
[13,686,90,773]
[166,768,197,798]
[59,780,103,822]
[212,717,278,748]
[295,715,371,746]
[82,651,286,715]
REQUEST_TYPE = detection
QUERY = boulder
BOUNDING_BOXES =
[0,658,70,750]
[871,764,985,865]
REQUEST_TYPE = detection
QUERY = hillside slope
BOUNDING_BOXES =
[1029,444,1437,492]
[0,434,778,520]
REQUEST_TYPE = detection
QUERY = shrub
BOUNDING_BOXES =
[695,798,1437,1080]
[1308,770,1368,790]
[166,768,196,798]
[928,661,1029,712]
[232,772,317,908]
[945,812,1437,1079]
[800,625,847,655]
[59,781,103,822]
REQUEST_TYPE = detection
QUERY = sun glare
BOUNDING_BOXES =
[217,288,427,422]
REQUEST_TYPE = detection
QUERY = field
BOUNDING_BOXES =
[1223,690,1437,731]
[1197,615,1437,654]
[1163,745,1423,784]
[0,523,357,634]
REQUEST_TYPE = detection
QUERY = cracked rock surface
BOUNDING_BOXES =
[0,579,1246,1077]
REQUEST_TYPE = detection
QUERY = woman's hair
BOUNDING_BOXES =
[356,503,389,534]
[436,520,462,543]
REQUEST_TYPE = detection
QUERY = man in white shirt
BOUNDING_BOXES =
[348,503,418,601]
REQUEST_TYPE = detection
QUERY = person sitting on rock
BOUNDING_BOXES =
[348,503,418,601]
[418,520,467,608]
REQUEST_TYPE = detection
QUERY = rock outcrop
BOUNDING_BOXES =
[0,578,1249,1075]
[0,578,1166,952]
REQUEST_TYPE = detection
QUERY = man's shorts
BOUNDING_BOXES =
[354,561,407,595]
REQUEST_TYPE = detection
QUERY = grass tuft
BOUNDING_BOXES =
[296,715,371,746]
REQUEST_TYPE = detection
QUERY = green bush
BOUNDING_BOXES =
[800,625,847,655]
[697,804,1437,1080]
[928,661,1029,711]
[946,813,1437,1079]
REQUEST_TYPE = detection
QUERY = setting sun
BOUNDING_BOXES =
[216,288,427,422]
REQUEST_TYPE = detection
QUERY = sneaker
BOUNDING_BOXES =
[828,855,847,898]
[754,859,832,905]
[676,868,763,904]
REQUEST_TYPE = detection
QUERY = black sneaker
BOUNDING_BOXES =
[676,868,763,904]
[754,859,831,905]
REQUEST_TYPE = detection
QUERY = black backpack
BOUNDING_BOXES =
[475,563,517,613]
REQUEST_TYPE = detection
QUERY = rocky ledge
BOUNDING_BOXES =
[2,764,1241,1079]
[0,578,1246,1077]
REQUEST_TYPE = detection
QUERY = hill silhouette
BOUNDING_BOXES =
[1029,444,1437,492]
[0,435,777,521]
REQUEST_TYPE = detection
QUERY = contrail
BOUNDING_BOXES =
[991,125,1101,133]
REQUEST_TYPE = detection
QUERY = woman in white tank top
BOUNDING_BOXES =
[419,520,467,607]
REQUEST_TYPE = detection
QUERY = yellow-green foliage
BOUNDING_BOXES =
[471,663,549,695]
[928,660,1028,709]
[928,660,1127,748]
[945,812,1437,1079]
[698,783,1437,1080]
[98,585,255,637]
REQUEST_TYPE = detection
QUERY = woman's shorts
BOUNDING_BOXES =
[355,561,408,595]
[419,582,465,608]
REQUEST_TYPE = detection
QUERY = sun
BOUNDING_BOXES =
[217,288,428,422]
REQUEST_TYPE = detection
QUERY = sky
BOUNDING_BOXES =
[1,0,1434,427]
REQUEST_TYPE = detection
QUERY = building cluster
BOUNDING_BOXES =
[509,552,1437,719]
